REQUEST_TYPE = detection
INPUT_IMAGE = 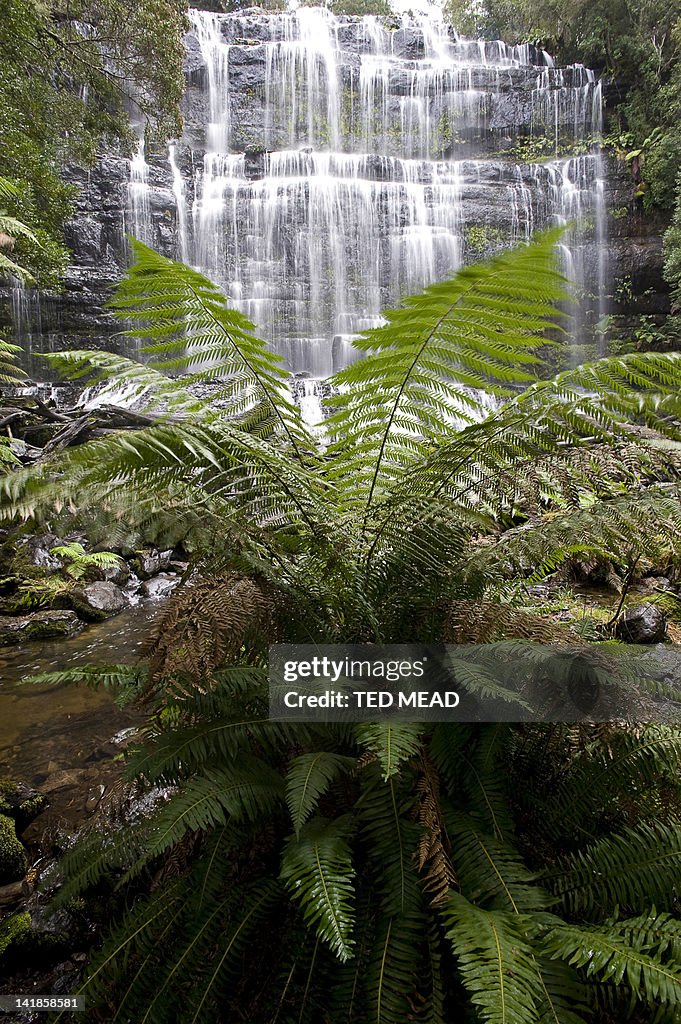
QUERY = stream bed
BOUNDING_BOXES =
[0,604,164,835]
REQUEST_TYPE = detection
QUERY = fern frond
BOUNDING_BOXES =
[285,753,355,836]
[280,815,356,961]
[445,811,549,913]
[111,239,313,456]
[355,723,423,780]
[545,820,681,916]
[442,893,545,1024]
[542,921,681,1009]
[357,766,423,917]
[121,759,285,882]
[325,228,567,511]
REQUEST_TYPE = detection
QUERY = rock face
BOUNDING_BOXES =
[615,603,667,644]
[0,610,82,645]
[71,581,129,621]
[6,7,649,376]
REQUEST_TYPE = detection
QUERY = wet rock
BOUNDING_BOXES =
[632,576,673,595]
[17,533,65,571]
[40,769,89,795]
[0,780,48,830]
[615,603,667,644]
[140,573,180,599]
[85,785,106,814]
[0,814,28,884]
[0,610,83,645]
[70,581,129,621]
[111,726,139,746]
[131,547,174,579]
[101,559,131,586]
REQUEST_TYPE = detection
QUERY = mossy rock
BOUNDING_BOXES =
[0,610,82,645]
[0,912,31,959]
[0,814,27,884]
[0,779,48,829]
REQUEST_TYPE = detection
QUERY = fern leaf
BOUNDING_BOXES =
[280,815,356,961]
[442,893,545,1024]
[542,921,681,1008]
[355,723,423,780]
[285,752,355,836]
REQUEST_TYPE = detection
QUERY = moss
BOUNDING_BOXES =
[0,779,47,827]
[0,814,27,884]
[465,224,505,254]
[0,912,31,959]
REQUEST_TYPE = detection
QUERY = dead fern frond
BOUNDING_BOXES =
[144,573,277,695]
[443,601,579,644]
[415,751,457,905]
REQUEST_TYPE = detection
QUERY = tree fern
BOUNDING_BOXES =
[7,231,681,1024]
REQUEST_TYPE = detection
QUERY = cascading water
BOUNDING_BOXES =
[128,6,607,380]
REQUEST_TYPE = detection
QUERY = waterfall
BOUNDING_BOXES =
[124,7,607,376]
[169,143,190,264]
[126,136,152,247]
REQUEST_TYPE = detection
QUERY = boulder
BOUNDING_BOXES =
[139,574,180,600]
[16,533,65,571]
[101,560,131,586]
[0,780,48,830]
[0,815,27,885]
[0,610,82,645]
[71,581,129,621]
[131,548,174,579]
[615,603,667,644]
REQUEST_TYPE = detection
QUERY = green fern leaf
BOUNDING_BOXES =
[280,815,356,961]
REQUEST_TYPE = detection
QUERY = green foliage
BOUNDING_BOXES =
[5,236,681,1022]
[329,0,395,15]
[281,815,356,961]
[0,814,27,884]
[0,0,188,285]
[48,542,123,580]
[444,0,681,216]
[0,912,31,959]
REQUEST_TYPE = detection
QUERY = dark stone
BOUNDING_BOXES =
[0,610,83,645]
[131,548,174,579]
[101,560,131,586]
[70,581,129,621]
[615,603,667,644]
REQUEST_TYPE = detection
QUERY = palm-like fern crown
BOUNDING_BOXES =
[4,229,681,642]
[4,233,681,1023]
